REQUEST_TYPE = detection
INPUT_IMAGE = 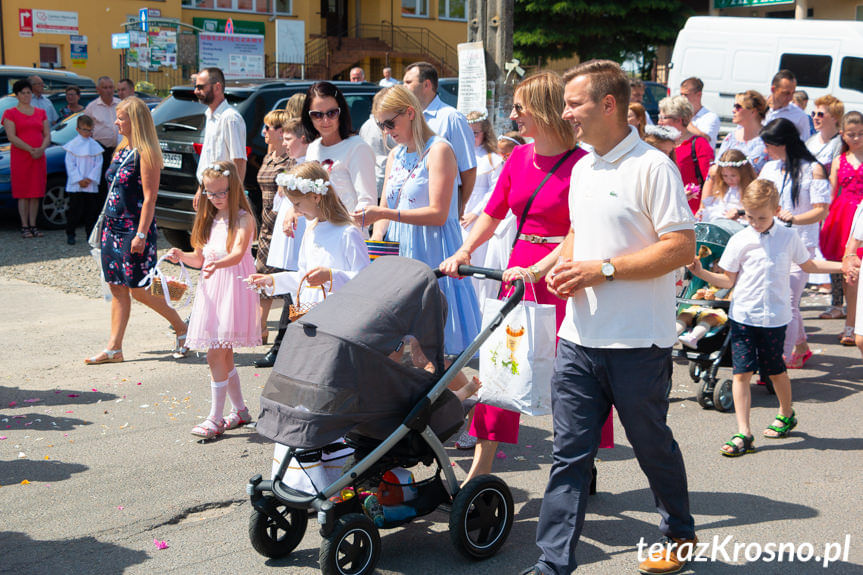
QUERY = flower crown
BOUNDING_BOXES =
[206,164,231,177]
[275,172,330,195]
[715,159,750,168]
[467,110,488,123]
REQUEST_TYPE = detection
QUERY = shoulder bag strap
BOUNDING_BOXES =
[95,148,138,217]
[690,137,705,188]
[511,147,577,249]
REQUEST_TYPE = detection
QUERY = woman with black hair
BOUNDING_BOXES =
[301,81,377,214]
[758,118,831,368]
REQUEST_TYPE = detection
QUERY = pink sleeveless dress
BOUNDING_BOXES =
[820,154,863,261]
[185,213,261,350]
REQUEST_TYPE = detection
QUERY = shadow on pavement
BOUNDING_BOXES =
[0,531,148,574]
[1,412,91,431]
[0,458,89,485]
[0,387,119,408]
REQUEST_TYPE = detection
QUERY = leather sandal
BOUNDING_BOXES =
[720,433,755,457]
[764,411,797,438]
[819,306,846,320]
[223,407,252,430]
[20,227,34,238]
[171,334,189,359]
[840,326,857,346]
[85,349,124,365]
[29,227,44,238]
[191,417,225,439]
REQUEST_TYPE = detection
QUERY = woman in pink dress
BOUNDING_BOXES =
[1,78,50,238]
[441,71,613,485]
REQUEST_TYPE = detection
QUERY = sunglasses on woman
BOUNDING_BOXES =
[376,110,404,130]
[732,103,745,111]
[309,108,341,121]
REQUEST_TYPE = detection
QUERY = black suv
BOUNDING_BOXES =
[153,80,381,249]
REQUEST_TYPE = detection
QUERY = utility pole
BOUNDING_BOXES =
[467,0,514,135]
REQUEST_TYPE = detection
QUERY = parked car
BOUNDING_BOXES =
[642,81,668,124]
[0,112,85,228]
[153,80,381,249]
[0,66,95,97]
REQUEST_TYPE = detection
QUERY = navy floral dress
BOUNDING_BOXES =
[101,147,158,287]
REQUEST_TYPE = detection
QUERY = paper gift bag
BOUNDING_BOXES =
[477,296,556,416]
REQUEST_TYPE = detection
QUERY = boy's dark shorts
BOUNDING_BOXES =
[730,320,787,376]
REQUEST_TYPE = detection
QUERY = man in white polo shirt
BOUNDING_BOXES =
[764,69,811,140]
[520,60,697,575]
[193,67,246,209]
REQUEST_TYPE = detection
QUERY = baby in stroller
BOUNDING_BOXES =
[677,284,732,349]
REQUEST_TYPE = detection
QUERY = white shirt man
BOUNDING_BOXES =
[194,68,247,183]
[379,67,399,87]
[764,71,811,140]
[681,78,720,148]
[84,77,120,149]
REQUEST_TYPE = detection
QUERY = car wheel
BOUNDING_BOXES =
[39,176,68,229]
[161,228,192,251]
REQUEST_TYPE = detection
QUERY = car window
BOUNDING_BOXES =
[779,53,831,88]
[153,96,207,143]
[437,79,458,108]
[49,113,83,146]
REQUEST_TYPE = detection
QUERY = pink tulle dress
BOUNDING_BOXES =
[820,154,863,261]
[185,212,262,350]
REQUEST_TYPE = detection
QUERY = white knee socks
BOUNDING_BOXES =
[226,368,246,413]
[209,378,228,422]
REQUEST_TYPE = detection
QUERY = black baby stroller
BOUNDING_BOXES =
[246,256,523,575]
[675,220,774,411]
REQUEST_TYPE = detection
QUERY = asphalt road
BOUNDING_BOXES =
[1,269,862,574]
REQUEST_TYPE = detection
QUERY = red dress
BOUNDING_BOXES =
[471,143,614,448]
[1,107,47,199]
[674,135,714,213]
[820,154,863,261]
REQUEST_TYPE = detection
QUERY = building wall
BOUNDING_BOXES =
[716,0,861,19]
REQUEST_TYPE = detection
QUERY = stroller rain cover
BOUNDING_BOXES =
[256,257,464,449]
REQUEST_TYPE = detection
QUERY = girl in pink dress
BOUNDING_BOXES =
[820,111,863,345]
[167,161,261,439]
[441,72,613,484]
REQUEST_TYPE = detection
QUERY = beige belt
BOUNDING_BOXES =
[518,234,565,244]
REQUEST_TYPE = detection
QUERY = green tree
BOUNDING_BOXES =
[513,0,692,71]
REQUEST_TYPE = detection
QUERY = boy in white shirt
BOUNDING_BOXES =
[688,180,842,457]
[63,115,104,245]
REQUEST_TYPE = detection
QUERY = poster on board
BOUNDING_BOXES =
[199,32,265,79]
[275,19,305,64]
[457,42,487,116]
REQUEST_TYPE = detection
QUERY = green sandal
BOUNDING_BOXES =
[764,411,797,438]
[721,433,755,457]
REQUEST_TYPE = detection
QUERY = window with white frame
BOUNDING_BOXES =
[39,45,61,69]
[402,0,428,17]
[439,0,466,20]
[182,0,292,14]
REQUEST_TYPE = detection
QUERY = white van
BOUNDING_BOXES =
[667,16,863,126]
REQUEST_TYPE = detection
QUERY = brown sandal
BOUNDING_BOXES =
[20,227,34,238]
[29,227,44,238]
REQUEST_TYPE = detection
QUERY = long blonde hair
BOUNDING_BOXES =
[515,72,577,149]
[372,85,435,154]
[285,162,353,227]
[713,149,756,201]
[191,160,254,251]
[466,111,498,155]
[117,96,163,170]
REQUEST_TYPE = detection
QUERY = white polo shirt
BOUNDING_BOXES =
[765,104,811,141]
[558,126,694,349]
[196,99,247,182]
[719,222,810,328]
[691,106,720,149]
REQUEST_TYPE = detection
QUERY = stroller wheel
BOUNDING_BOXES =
[713,379,734,412]
[697,382,714,409]
[449,474,514,560]
[319,513,380,575]
[249,496,308,558]
[689,362,701,383]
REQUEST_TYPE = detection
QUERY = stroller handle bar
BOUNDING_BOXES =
[434,265,506,282]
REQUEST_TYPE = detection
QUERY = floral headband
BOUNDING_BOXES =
[205,164,231,177]
[715,159,750,168]
[467,110,488,123]
[275,172,330,195]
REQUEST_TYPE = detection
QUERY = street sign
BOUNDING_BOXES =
[714,0,794,8]
[139,8,149,32]
[112,33,131,49]
[225,18,234,34]
[19,9,33,37]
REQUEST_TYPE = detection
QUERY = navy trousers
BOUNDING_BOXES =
[534,339,695,575]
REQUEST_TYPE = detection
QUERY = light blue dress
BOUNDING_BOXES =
[384,135,481,354]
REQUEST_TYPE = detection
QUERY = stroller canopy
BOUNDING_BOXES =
[257,257,462,449]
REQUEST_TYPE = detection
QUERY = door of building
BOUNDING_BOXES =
[322,0,348,37]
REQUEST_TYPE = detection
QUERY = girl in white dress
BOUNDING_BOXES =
[249,161,369,304]
[698,149,755,223]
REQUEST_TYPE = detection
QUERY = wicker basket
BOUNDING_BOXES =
[151,278,189,302]
[288,272,331,322]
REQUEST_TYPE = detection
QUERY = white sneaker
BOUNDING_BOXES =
[678,333,700,349]
[454,428,476,450]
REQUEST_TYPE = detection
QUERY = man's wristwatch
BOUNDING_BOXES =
[601,258,615,281]
[135,232,146,240]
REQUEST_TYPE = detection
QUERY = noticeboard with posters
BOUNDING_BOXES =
[198,32,265,79]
